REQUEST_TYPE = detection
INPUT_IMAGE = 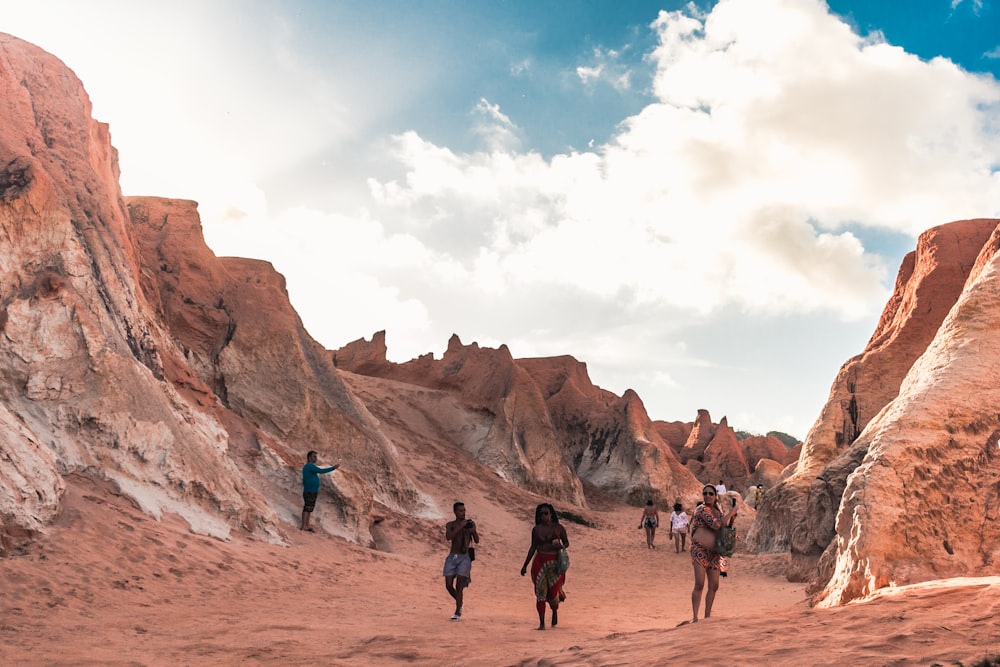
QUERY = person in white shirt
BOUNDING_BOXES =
[669,501,689,553]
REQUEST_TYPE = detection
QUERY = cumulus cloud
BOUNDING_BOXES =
[359,0,1000,326]
[192,0,1000,435]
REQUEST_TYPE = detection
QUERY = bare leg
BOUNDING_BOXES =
[551,606,558,627]
[650,526,656,549]
[300,510,311,530]
[704,569,721,618]
[645,526,653,548]
[453,575,467,615]
[445,575,457,601]
[691,561,707,623]
[536,600,546,630]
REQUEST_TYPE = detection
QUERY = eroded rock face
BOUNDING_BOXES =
[517,356,702,505]
[335,333,708,505]
[814,224,1000,605]
[741,435,795,472]
[335,334,587,503]
[128,198,423,531]
[749,220,1000,565]
[0,33,226,547]
[0,34,416,551]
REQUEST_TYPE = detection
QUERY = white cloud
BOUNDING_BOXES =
[576,47,633,91]
[9,0,1000,437]
[472,98,522,152]
[352,0,1000,328]
[951,0,984,13]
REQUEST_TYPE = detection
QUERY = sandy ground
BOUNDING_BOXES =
[4,374,1000,665]
[2,472,1000,667]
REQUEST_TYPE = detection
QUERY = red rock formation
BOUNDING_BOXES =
[748,218,1000,596]
[652,420,692,450]
[128,198,421,530]
[677,409,717,465]
[335,333,705,505]
[697,418,751,491]
[740,435,792,472]
[335,333,586,503]
[517,357,701,505]
[814,221,1000,605]
[0,34,421,551]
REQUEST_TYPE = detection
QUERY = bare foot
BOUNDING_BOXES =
[551,610,558,627]
[536,625,545,631]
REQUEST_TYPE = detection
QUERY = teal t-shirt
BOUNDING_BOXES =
[302,462,335,493]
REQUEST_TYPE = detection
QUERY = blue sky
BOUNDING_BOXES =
[3,0,999,440]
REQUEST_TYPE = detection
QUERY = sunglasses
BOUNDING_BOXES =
[702,491,716,496]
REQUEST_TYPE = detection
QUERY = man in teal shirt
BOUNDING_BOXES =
[301,450,338,532]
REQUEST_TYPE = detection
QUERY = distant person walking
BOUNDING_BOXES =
[669,501,689,553]
[639,500,659,549]
[300,450,338,532]
[754,484,764,510]
[715,479,727,497]
[520,503,569,630]
[443,501,479,621]
[688,484,737,624]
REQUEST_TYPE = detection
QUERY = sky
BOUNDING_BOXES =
[3,0,999,440]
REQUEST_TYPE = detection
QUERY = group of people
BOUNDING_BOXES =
[638,498,695,553]
[300,452,747,628]
[447,500,567,629]
[641,483,740,623]
[298,452,568,629]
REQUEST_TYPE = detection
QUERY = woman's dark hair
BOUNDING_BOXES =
[646,499,653,506]
[534,502,560,525]
[673,502,683,512]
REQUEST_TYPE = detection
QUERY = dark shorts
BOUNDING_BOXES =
[303,491,318,512]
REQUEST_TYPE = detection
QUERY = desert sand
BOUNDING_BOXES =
[2,470,999,667]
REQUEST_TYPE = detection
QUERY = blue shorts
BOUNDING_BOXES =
[443,552,472,578]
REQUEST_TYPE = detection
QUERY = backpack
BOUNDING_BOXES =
[716,524,737,557]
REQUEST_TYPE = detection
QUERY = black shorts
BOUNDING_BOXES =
[303,491,318,512]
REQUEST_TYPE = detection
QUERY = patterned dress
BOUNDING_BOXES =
[531,551,565,611]
[689,504,729,573]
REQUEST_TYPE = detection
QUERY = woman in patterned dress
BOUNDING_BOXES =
[520,503,569,630]
[689,483,738,623]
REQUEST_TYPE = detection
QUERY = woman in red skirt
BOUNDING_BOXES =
[520,503,569,630]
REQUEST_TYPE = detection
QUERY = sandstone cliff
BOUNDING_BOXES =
[813,221,1000,605]
[0,34,424,552]
[748,218,1000,603]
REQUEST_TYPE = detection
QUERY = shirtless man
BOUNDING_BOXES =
[443,501,479,621]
